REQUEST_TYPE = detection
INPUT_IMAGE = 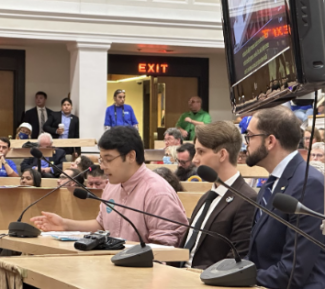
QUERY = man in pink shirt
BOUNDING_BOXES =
[31,126,188,246]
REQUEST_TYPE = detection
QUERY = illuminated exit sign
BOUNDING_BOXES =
[138,63,168,74]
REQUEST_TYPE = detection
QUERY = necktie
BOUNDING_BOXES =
[255,175,277,223]
[40,108,45,133]
[183,191,218,255]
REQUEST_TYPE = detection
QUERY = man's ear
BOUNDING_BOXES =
[219,148,228,163]
[126,150,136,163]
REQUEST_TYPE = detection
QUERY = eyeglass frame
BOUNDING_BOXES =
[244,133,270,144]
[98,154,124,165]
[176,158,191,166]
[311,153,324,158]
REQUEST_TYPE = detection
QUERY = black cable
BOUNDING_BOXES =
[286,90,318,289]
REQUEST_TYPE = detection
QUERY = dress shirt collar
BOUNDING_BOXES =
[120,163,146,195]
[210,171,240,197]
[37,106,45,111]
[271,150,298,179]
[61,111,72,117]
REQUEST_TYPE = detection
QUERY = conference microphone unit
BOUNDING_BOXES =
[273,193,325,220]
[73,188,257,286]
[196,165,325,286]
[8,164,97,238]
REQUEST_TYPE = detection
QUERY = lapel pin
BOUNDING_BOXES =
[226,196,234,203]
[281,186,286,191]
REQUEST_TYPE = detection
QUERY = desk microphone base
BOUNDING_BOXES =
[8,222,41,238]
[111,244,154,267]
[200,258,256,287]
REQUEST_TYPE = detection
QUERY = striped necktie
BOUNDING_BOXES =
[40,108,45,133]
[255,175,277,223]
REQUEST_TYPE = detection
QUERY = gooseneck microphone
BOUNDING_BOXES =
[8,164,97,238]
[273,193,325,220]
[73,188,257,285]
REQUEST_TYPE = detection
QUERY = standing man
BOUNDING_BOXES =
[43,98,80,157]
[22,91,53,139]
[0,137,19,177]
[176,96,211,140]
[178,121,256,269]
[104,89,138,130]
[246,106,325,288]
[175,143,197,181]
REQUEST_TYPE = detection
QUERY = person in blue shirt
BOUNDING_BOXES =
[0,137,19,178]
[104,89,138,130]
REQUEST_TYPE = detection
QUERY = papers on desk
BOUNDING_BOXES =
[124,243,175,249]
[41,231,90,241]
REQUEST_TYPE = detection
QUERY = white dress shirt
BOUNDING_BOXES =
[185,171,240,268]
[37,106,48,134]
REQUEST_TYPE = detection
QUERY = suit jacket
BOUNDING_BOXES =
[43,111,81,155]
[22,107,53,139]
[178,175,256,269]
[20,148,66,177]
[248,153,325,289]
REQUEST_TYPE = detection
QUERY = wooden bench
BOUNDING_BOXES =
[10,138,97,148]
[154,140,193,149]
[0,177,58,187]
[177,192,204,218]
[6,148,53,158]
[181,182,212,192]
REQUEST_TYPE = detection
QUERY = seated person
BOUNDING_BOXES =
[20,168,42,187]
[70,155,94,177]
[319,128,325,142]
[163,145,179,164]
[86,166,108,189]
[57,168,84,187]
[175,143,197,181]
[20,133,66,178]
[0,137,19,177]
[31,126,188,246]
[304,126,322,149]
[15,122,32,139]
[311,142,325,163]
[153,167,184,192]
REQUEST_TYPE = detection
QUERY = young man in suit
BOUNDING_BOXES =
[246,106,325,289]
[22,91,53,139]
[178,121,256,269]
[20,133,66,178]
[43,98,80,157]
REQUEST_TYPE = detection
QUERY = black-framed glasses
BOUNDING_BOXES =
[98,154,123,165]
[245,134,269,144]
[176,158,191,166]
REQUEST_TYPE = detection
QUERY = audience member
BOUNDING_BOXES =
[245,106,324,288]
[30,126,188,246]
[57,168,84,187]
[21,133,66,178]
[70,155,94,177]
[86,166,108,189]
[304,126,321,149]
[178,121,256,269]
[319,128,324,142]
[164,128,183,148]
[163,145,179,164]
[175,143,197,181]
[20,168,42,187]
[15,123,32,139]
[176,96,211,140]
[153,167,183,192]
[104,89,138,130]
[22,91,53,139]
[309,161,325,175]
[43,98,80,157]
[311,142,325,163]
[0,137,19,177]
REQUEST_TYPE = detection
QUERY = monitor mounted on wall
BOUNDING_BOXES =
[221,0,325,114]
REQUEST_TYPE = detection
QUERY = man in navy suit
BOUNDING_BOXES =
[22,91,53,139]
[246,106,325,289]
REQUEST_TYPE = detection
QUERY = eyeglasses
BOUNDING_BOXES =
[244,134,269,144]
[98,154,123,165]
[311,153,324,158]
[304,137,312,141]
[176,158,191,166]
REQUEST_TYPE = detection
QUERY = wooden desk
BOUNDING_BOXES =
[0,255,261,289]
[10,138,97,148]
[154,140,193,149]
[144,149,165,162]
[0,231,188,262]
[0,178,58,187]
[177,192,204,218]
[181,182,212,192]
[146,163,178,171]
[6,148,53,158]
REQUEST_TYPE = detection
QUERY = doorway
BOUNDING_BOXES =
[0,71,14,137]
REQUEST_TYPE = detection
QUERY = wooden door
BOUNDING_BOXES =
[0,71,14,137]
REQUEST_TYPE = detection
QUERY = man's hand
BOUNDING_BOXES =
[30,211,65,232]
[0,154,6,165]
[41,167,52,173]
[179,128,188,138]
[56,128,64,135]
[184,117,192,123]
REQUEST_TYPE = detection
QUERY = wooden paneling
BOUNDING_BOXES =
[0,71,14,137]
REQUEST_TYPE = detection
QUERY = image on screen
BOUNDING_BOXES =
[228,0,292,83]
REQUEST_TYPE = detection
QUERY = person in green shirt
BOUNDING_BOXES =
[176,96,211,140]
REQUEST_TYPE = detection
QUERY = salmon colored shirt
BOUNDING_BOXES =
[96,164,188,246]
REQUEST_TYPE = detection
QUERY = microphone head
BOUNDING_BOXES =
[30,147,43,159]
[272,193,298,214]
[89,165,99,171]
[197,165,218,182]
[73,188,89,200]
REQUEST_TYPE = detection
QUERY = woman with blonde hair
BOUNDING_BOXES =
[163,145,179,164]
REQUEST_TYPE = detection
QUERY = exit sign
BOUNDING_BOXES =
[138,63,168,74]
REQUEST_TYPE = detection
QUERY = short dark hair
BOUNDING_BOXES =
[0,137,10,148]
[195,121,242,166]
[114,89,125,97]
[22,168,42,187]
[98,126,145,165]
[61,97,72,106]
[87,166,106,179]
[177,143,196,160]
[35,91,47,99]
[67,168,84,186]
[78,156,94,171]
[153,167,184,192]
[254,106,301,151]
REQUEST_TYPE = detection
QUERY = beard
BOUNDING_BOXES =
[175,164,196,181]
[246,143,269,167]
